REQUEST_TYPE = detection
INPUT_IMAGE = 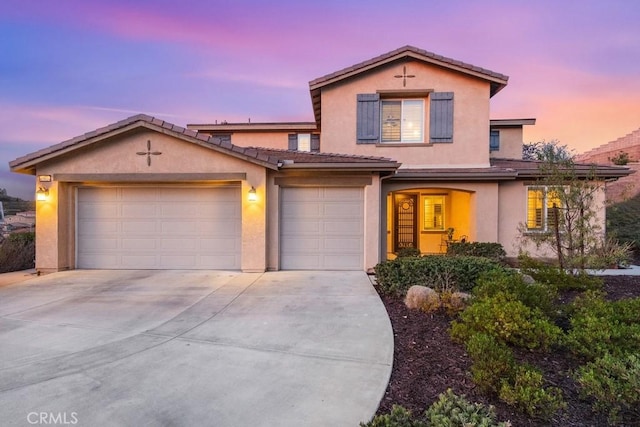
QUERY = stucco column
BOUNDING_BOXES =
[241,171,267,272]
[364,175,381,270]
[35,180,59,273]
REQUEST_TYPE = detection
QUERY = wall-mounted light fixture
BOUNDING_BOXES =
[36,187,49,201]
[36,175,52,201]
[248,186,257,202]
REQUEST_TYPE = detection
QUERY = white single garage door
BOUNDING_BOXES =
[280,187,364,270]
[77,186,241,269]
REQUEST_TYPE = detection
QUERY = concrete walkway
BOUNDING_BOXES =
[0,270,393,427]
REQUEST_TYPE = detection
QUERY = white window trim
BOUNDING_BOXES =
[381,99,425,143]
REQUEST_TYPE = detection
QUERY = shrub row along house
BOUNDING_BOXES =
[9,46,631,273]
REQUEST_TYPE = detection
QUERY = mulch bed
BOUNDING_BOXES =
[375,275,640,426]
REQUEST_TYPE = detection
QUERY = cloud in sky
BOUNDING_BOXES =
[1,0,639,199]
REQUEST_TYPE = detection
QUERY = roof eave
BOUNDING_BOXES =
[279,162,400,171]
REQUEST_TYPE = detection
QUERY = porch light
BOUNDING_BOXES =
[36,186,49,201]
[248,186,257,202]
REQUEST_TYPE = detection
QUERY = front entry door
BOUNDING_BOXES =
[393,194,418,252]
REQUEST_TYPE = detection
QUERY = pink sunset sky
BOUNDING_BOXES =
[1,0,639,199]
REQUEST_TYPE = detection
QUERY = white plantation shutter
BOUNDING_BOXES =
[401,100,423,142]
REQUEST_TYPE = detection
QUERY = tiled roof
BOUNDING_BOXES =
[309,45,508,89]
[247,147,400,169]
[308,45,510,126]
[9,114,400,174]
[490,158,632,179]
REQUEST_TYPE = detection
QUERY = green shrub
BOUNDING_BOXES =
[498,364,566,420]
[575,353,640,424]
[374,255,503,295]
[519,256,603,291]
[565,292,640,360]
[464,333,516,393]
[451,293,562,351]
[424,389,511,427]
[447,242,506,263]
[474,270,557,317]
[360,405,427,427]
[395,247,422,258]
[0,232,35,273]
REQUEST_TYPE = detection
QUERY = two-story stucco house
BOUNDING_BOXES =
[9,46,629,273]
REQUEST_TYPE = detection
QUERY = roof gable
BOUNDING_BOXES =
[309,46,510,125]
[9,114,282,174]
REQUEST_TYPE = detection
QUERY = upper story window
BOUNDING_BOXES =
[381,100,424,142]
[490,130,500,151]
[356,92,453,145]
[288,133,320,152]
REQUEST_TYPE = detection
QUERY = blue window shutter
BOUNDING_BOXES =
[310,134,320,152]
[490,130,500,151]
[288,134,297,150]
[356,93,380,144]
[429,92,454,143]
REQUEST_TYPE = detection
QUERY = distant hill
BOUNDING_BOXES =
[0,189,35,217]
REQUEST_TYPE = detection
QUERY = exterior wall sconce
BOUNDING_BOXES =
[36,175,52,201]
[36,187,49,201]
[248,186,257,202]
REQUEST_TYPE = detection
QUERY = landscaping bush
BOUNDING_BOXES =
[474,270,557,318]
[447,242,506,263]
[464,333,515,394]
[518,255,603,291]
[451,293,562,351]
[361,391,511,427]
[565,291,640,360]
[498,364,566,420]
[395,247,422,258]
[360,405,427,427]
[374,255,503,295]
[0,232,35,273]
[424,389,511,427]
[575,353,640,424]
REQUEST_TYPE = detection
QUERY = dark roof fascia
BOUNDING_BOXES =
[187,122,318,132]
[279,162,400,172]
[389,169,518,181]
[490,158,633,180]
[308,45,509,126]
[9,115,282,175]
[490,118,537,127]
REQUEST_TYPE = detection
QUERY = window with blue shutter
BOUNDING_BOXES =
[288,133,320,152]
[490,130,500,151]
[429,92,454,143]
[356,93,380,144]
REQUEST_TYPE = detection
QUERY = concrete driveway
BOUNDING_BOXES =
[0,270,393,427]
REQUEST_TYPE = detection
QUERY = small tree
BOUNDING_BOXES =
[519,141,603,271]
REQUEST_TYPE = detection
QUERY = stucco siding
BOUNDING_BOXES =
[320,60,491,167]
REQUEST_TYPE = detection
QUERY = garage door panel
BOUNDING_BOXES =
[78,204,119,218]
[121,239,157,250]
[79,220,119,234]
[121,203,157,218]
[77,187,241,270]
[280,187,364,270]
[323,220,362,234]
[323,202,360,217]
[122,221,155,233]
[159,239,197,250]
[324,238,361,251]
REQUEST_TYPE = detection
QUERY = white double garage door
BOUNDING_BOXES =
[77,186,364,270]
